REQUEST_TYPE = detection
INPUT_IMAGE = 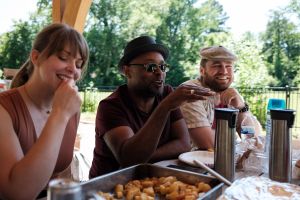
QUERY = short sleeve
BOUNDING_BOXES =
[95,100,129,137]
[181,101,212,128]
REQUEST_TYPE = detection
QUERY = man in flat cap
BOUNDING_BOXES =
[181,46,261,150]
[89,36,215,177]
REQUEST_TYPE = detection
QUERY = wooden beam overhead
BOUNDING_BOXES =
[52,0,92,33]
[52,0,66,23]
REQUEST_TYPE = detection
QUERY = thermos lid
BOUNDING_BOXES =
[215,108,238,128]
[270,109,295,128]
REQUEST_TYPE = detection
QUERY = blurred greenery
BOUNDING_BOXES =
[0,0,299,88]
[261,10,300,87]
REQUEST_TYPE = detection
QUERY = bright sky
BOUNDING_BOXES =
[197,0,291,37]
[0,0,38,34]
[0,0,292,36]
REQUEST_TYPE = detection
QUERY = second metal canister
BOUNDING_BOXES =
[269,109,295,182]
[214,108,238,182]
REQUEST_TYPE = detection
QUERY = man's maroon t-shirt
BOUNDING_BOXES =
[89,84,183,178]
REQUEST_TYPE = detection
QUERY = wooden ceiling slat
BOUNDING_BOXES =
[52,0,92,33]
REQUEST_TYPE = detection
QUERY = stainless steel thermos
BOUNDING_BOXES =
[269,109,295,182]
[214,108,238,182]
[47,178,82,200]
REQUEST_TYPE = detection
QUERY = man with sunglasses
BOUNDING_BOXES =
[180,46,262,150]
[89,36,215,177]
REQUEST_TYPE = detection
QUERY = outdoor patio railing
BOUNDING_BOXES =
[80,86,300,138]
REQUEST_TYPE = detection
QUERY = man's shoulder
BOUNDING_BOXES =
[100,86,125,106]
[101,85,126,100]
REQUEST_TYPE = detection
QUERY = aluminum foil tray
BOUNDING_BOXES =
[80,163,223,199]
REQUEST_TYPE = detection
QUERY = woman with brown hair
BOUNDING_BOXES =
[0,23,89,199]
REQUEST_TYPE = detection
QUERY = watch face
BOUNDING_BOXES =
[239,103,249,113]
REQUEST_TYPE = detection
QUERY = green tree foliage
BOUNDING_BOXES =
[261,10,300,86]
[83,0,129,87]
[156,0,229,85]
[288,0,300,19]
[0,0,51,72]
[0,21,34,70]
[229,33,272,87]
[155,1,195,86]
[3,0,297,88]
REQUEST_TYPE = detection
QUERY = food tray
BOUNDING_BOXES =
[80,163,223,199]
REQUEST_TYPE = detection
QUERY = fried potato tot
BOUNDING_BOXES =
[97,176,211,200]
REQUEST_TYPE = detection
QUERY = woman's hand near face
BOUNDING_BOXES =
[51,79,82,119]
[162,85,215,111]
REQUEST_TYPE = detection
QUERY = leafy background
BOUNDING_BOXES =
[1,0,299,88]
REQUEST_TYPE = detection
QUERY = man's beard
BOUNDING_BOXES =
[134,84,163,98]
[202,75,231,92]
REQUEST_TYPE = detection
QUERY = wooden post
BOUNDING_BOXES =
[52,0,92,33]
[52,0,66,23]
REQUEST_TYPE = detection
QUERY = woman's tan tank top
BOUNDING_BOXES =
[0,88,79,173]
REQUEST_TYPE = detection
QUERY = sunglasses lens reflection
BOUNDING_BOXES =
[146,64,168,72]
[146,64,157,72]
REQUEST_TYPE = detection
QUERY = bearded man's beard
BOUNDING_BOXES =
[202,76,231,92]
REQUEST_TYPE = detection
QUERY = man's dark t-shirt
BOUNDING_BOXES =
[89,84,183,178]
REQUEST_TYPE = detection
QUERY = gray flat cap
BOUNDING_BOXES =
[200,46,237,61]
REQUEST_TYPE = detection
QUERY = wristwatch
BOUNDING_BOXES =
[238,102,249,113]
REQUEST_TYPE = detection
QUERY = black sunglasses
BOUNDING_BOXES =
[129,63,170,73]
